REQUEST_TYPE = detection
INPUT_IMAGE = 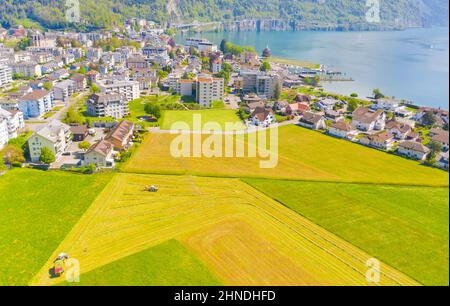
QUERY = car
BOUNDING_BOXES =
[62,152,71,156]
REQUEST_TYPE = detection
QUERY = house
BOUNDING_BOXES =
[104,120,134,151]
[53,79,76,102]
[11,62,42,78]
[70,73,87,92]
[430,130,449,152]
[369,132,396,150]
[371,99,400,111]
[288,102,310,116]
[86,93,129,119]
[299,112,326,130]
[385,120,412,140]
[329,121,358,140]
[324,109,344,122]
[86,70,99,84]
[70,125,89,142]
[176,79,195,97]
[315,98,340,111]
[436,152,449,171]
[352,107,386,131]
[97,79,140,102]
[83,140,115,168]
[294,94,312,104]
[250,107,275,127]
[18,90,53,119]
[28,120,71,162]
[196,76,224,107]
[414,107,448,127]
[397,141,430,160]
[211,57,222,73]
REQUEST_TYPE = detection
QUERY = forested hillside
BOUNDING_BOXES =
[0,0,448,30]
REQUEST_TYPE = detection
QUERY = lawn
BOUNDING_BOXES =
[63,240,222,286]
[0,169,112,286]
[32,173,417,286]
[124,125,449,186]
[160,109,245,131]
[244,179,449,285]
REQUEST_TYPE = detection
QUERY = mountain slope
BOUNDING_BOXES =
[0,0,448,30]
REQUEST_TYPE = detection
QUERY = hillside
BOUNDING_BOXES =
[0,0,448,30]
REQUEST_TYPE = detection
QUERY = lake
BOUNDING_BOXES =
[177,27,449,109]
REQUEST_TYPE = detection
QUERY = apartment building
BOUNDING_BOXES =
[53,79,76,103]
[0,108,25,150]
[86,93,129,119]
[18,90,53,119]
[28,120,71,162]
[97,79,140,102]
[196,76,224,107]
[0,64,12,88]
[11,62,42,78]
[241,70,279,99]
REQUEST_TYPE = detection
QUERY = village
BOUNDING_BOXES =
[0,20,448,173]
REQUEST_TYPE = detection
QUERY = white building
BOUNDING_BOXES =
[352,107,386,132]
[53,79,76,102]
[97,79,140,102]
[18,90,53,119]
[241,70,280,99]
[176,79,195,97]
[28,120,71,162]
[0,108,25,144]
[196,76,224,107]
[250,107,275,127]
[397,141,430,161]
[329,121,358,140]
[0,64,12,88]
[86,93,129,119]
[11,62,42,78]
[83,140,115,168]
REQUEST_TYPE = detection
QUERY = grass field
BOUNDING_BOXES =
[160,109,245,131]
[124,125,449,186]
[62,240,222,286]
[244,179,449,286]
[0,169,112,286]
[32,173,418,286]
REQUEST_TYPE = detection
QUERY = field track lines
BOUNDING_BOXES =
[31,173,421,286]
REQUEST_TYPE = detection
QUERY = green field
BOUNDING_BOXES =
[124,125,449,186]
[244,179,449,286]
[63,240,222,286]
[0,169,112,285]
[160,109,245,131]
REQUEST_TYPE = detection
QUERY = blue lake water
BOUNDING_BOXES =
[177,27,449,109]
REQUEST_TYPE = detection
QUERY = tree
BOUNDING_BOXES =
[260,61,271,72]
[220,39,227,53]
[428,141,443,161]
[144,103,161,119]
[274,80,282,100]
[39,147,56,164]
[43,82,53,91]
[347,99,359,112]
[78,141,91,151]
[373,88,385,99]
[422,111,437,127]
[350,93,358,97]
[90,84,100,93]
[1,145,25,165]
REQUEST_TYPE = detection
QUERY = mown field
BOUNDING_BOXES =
[32,173,418,286]
[62,240,222,286]
[245,179,449,286]
[160,109,245,131]
[0,169,112,286]
[124,125,449,186]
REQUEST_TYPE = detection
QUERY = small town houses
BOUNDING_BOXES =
[397,141,430,161]
[28,120,72,162]
[328,121,358,140]
[299,112,326,130]
[352,107,386,132]
[250,106,275,127]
